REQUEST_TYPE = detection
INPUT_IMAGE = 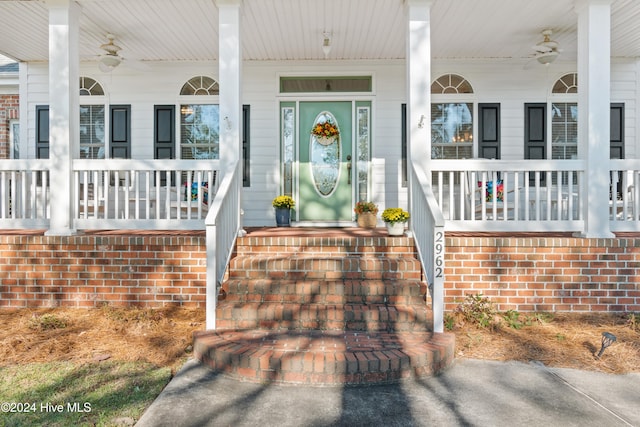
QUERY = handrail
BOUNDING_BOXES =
[204,160,242,330]
[609,159,640,230]
[72,159,219,229]
[431,159,586,231]
[0,159,52,228]
[410,161,446,333]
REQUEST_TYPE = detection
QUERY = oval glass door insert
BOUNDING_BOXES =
[310,112,341,197]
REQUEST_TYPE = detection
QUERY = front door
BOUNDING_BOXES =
[298,101,352,222]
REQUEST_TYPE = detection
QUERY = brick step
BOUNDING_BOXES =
[234,234,418,258]
[229,255,422,280]
[221,279,427,305]
[215,302,432,332]
[193,329,456,385]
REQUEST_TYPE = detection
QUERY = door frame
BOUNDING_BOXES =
[279,97,373,226]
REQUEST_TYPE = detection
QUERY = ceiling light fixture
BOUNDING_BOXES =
[100,54,121,71]
[322,32,331,58]
[536,51,558,65]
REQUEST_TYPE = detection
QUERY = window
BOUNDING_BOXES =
[79,77,104,96]
[179,76,220,159]
[552,73,578,94]
[79,105,105,159]
[180,105,219,159]
[431,74,474,159]
[280,76,372,93]
[181,76,219,96]
[431,103,473,159]
[79,77,105,159]
[9,119,19,159]
[551,74,578,160]
[551,103,578,160]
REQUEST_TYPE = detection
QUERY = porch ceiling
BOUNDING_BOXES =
[0,0,639,65]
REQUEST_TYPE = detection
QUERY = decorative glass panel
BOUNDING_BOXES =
[356,106,370,201]
[310,112,340,197]
[281,106,295,196]
[180,104,219,159]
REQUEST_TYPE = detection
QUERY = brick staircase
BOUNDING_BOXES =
[193,228,455,385]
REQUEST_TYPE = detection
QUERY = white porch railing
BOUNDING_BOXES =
[205,160,242,330]
[0,159,51,228]
[610,159,640,232]
[431,159,586,232]
[410,162,446,333]
[73,159,219,230]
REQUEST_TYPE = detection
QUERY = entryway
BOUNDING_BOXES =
[280,100,372,225]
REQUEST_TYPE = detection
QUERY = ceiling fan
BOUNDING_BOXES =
[97,34,147,72]
[531,29,562,65]
[97,34,123,72]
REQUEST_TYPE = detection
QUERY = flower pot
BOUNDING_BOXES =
[357,212,377,228]
[385,221,405,236]
[275,207,291,227]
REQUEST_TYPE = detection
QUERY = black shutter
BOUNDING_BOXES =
[525,103,547,185]
[36,105,49,159]
[154,105,175,160]
[478,103,500,159]
[610,103,624,160]
[110,105,131,158]
[243,105,250,187]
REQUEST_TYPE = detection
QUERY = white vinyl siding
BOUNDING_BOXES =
[21,58,639,226]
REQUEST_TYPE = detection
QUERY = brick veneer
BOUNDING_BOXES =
[0,232,206,308]
[445,233,640,313]
[2,230,639,314]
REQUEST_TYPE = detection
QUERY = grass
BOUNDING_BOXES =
[0,361,171,427]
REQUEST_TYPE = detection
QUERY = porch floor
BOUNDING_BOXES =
[1,227,636,238]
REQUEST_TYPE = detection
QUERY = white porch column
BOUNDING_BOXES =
[407,0,433,169]
[407,0,443,334]
[216,0,242,167]
[45,0,80,236]
[576,0,614,238]
[208,0,242,330]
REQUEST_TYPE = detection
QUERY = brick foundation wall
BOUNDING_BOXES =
[445,234,640,313]
[0,94,19,159]
[0,233,206,308]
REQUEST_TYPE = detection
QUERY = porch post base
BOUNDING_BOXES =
[573,231,615,239]
[45,229,79,237]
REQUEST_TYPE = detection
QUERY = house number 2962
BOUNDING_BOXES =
[434,231,444,279]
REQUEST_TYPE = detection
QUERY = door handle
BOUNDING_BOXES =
[346,155,352,184]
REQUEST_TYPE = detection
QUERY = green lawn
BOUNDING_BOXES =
[0,361,171,427]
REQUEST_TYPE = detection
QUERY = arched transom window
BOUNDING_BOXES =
[79,77,104,96]
[180,76,219,96]
[431,74,474,159]
[431,74,474,94]
[179,76,220,159]
[552,73,578,94]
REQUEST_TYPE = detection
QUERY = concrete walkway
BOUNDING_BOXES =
[136,358,640,427]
